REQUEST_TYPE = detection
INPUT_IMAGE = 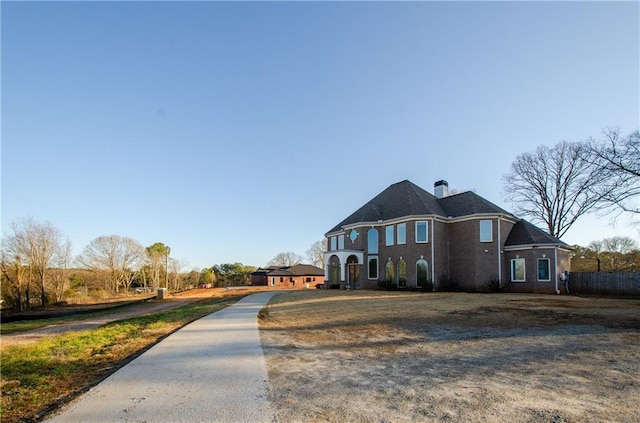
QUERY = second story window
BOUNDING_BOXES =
[480,220,493,242]
[368,228,378,254]
[330,236,337,251]
[386,225,394,246]
[397,223,406,244]
[338,235,345,250]
[416,221,428,243]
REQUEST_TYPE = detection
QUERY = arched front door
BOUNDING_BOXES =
[347,255,360,289]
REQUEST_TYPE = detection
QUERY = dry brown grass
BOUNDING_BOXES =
[259,290,640,423]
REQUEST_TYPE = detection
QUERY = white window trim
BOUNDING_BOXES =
[480,220,493,243]
[397,223,406,245]
[368,256,378,280]
[386,225,394,246]
[415,221,428,243]
[511,258,526,282]
[367,228,379,254]
[337,234,345,250]
[537,258,551,281]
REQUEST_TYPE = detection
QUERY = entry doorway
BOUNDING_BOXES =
[347,255,360,289]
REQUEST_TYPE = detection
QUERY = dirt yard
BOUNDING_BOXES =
[259,291,640,423]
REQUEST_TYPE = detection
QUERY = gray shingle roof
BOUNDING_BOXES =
[504,220,569,247]
[438,191,512,217]
[327,180,567,248]
[327,180,445,233]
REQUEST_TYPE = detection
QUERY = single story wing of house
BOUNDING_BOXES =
[251,264,325,288]
[323,179,571,294]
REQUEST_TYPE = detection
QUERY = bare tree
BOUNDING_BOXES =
[50,238,73,302]
[503,141,603,238]
[306,240,327,268]
[585,128,640,216]
[587,240,604,272]
[79,235,145,293]
[1,239,29,311]
[7,218,63,306]
[168,258,187,290]
[267,251,303,267]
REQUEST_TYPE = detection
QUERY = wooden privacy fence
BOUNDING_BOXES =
[570,272,640,296]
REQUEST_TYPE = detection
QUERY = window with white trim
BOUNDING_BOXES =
[368,256,378,280]
[537,258,550,281]
[330,236,337,251]
[337,235,345,250]
[480,220,493,242]
[511,258,525,282]
[386,225,394,246]
[367,228,378,254]
[397,223,406,244]
[416,221,428,243]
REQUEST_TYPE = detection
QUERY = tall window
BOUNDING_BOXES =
[416,259,429,287]
[367,228,378,254]
[385,259,395,283]
[368,256,378,279]
[338,235,345,250]
[397,223,406,244]
[397,259,407,287]
[386,225,394,246]
[480,220,493,242]
[537,259,550,281]
[416,221,428,243]
[511,258,525,282]
[330,236,337,251]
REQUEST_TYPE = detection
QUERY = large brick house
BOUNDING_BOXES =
[323,180,571,293]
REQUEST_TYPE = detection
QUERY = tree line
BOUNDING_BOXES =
[0,218,177,312]
[0,217,328,312]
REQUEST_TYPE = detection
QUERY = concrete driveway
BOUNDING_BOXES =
[46,292,278,423]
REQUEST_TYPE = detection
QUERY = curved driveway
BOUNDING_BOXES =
[46,292,278,423]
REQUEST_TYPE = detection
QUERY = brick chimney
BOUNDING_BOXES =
[434,180,449,198]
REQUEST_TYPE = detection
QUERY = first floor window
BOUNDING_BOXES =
[385,259,395,283]
[368,256,378,279]
[271,277,275,286]
[416,259,429,287]
[537,259,550,281]
[511,258,525,282]
[397,259,407,287]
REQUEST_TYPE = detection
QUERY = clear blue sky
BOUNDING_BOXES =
[2,1,639,270]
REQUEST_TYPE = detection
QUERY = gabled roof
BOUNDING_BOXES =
[327,180,445,233]
[505,220,569,247]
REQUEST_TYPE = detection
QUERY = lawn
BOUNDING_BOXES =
[0,295,242,423]
[259,290,640,422]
